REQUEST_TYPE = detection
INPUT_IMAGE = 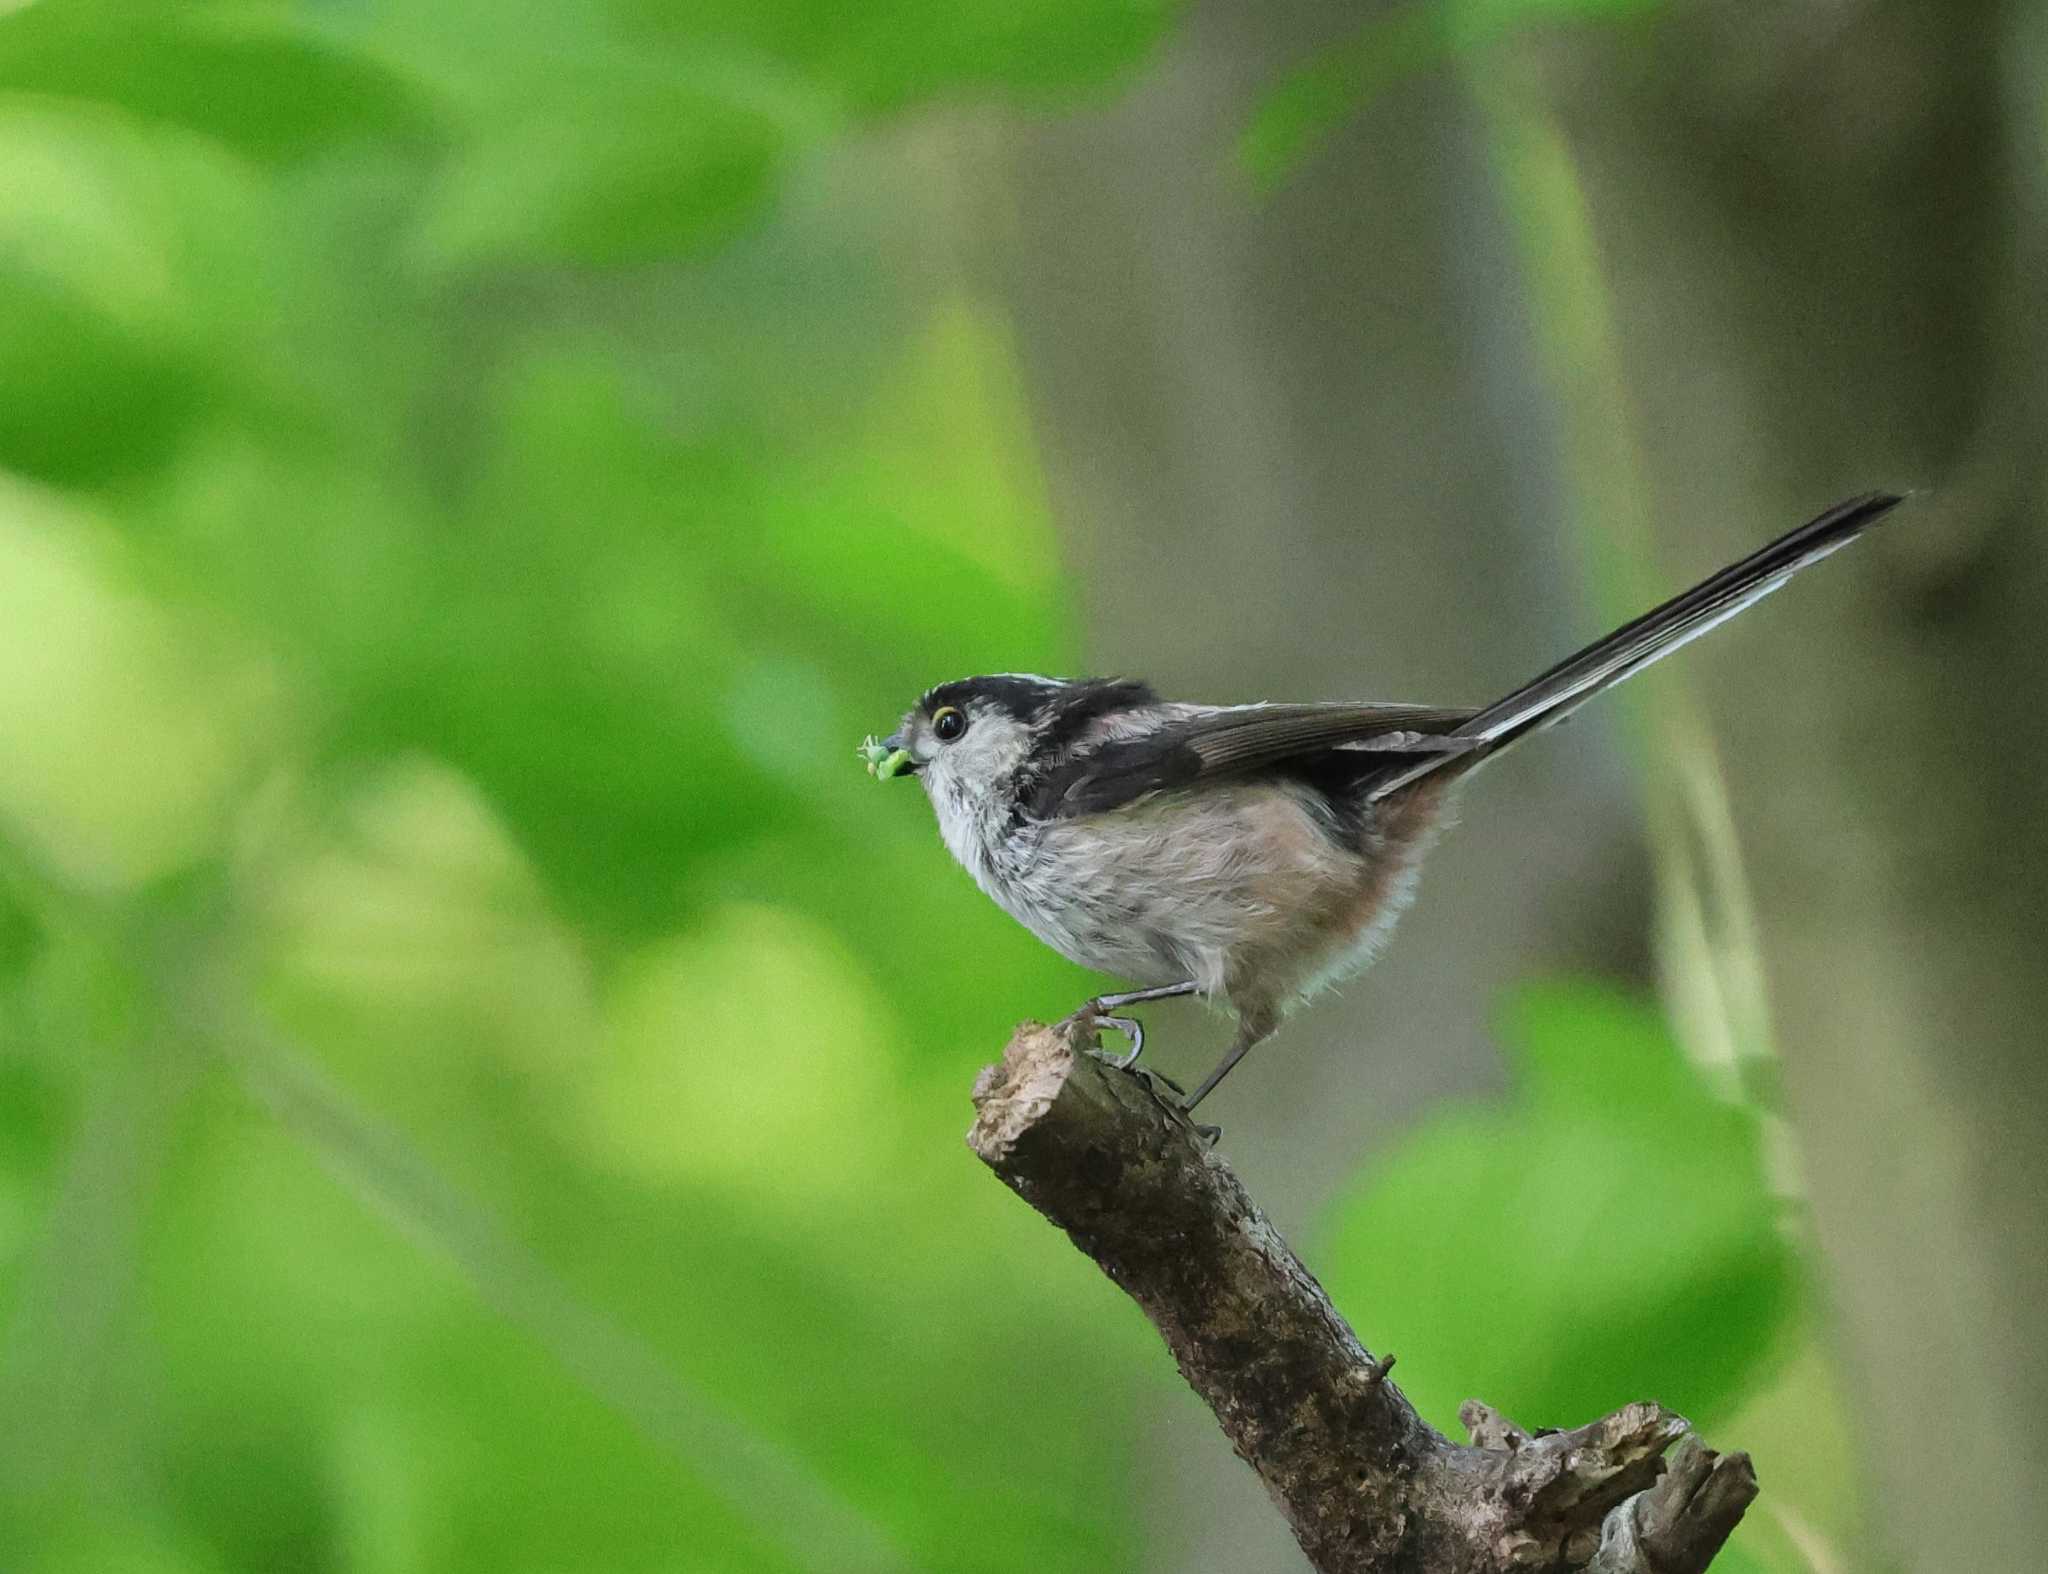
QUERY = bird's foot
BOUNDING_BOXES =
[1072,980,1198,1073]
[1071,1007,1218,1139]
[1083,1010,1146,1070]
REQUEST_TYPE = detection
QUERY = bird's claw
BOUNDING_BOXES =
[1086,1011,1145,1070]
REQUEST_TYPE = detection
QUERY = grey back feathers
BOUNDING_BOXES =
[1026,702,1482,820]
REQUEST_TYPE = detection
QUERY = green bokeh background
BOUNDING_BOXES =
[1,2,2023,1571]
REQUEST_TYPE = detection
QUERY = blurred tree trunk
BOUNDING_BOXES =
[1519,5,2048,1571]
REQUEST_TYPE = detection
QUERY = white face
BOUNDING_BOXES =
[869,674,1170,898]
[900,698,1038,819]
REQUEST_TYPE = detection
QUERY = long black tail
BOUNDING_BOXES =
[1371,491,1907,798]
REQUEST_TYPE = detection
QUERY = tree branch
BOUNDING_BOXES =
[967,1019,1757,1573]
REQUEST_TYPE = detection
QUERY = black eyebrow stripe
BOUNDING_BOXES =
[920,675,1059,722]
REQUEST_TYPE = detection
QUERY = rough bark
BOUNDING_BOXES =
[968,1019,1756,1574]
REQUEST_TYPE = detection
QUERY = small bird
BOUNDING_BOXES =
[862,492,1905,1117]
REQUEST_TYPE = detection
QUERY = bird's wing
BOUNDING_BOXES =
[1030,703,1480,819]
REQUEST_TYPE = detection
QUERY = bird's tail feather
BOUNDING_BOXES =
[1371,491,1907,799]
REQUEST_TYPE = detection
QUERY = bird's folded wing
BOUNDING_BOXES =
[1033,704,1480,819]
[1178,703,1479,773]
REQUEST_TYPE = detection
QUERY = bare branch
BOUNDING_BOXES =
[968,1020,1756,1574]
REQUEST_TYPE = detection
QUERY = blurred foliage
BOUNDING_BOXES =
[0,1,1847,1572]
[1319,982,1798,1432]
[1239,0,1661,186]
[0,1,1177,1571]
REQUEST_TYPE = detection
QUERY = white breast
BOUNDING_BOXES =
[927,773,1367,1004]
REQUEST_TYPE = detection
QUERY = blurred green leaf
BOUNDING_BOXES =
[0,480,279,889]
[0,1500,229,1574]
[628,0,1176,111]
[0,266,204,486]
[415,62,802,268]
[1240,0,1663,186]
[1318,980,1798,1433]
[0,101,328,485]
[0,1,439,162]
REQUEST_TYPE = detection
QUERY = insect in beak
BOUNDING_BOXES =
[859,733,919,779]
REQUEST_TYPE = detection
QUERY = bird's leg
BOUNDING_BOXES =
[1183,1022,1271,1115]
[1079,980,1197,1070]
[1093,980,1201,1011]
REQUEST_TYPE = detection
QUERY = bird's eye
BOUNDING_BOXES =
[931,705,967,743]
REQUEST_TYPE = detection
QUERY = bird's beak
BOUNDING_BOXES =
[859,730,920,780]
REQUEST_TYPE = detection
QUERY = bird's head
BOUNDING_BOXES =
[860,674,1160,816]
